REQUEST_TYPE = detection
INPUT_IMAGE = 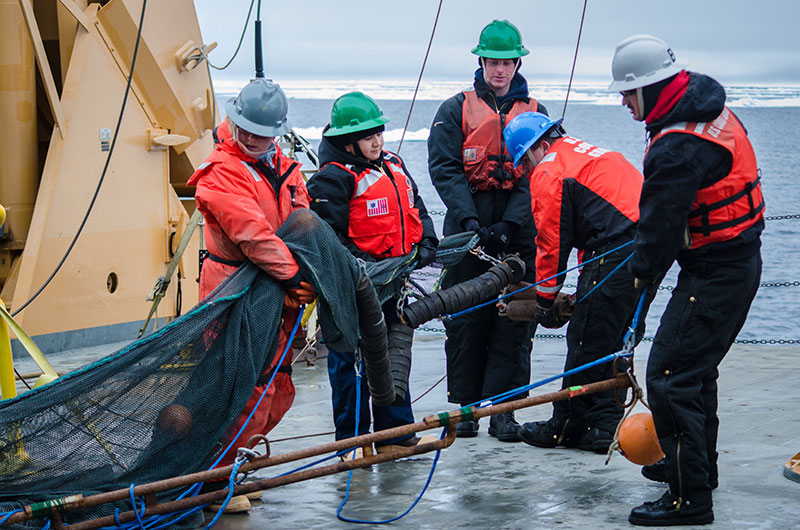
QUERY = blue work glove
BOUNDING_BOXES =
[462,218,490,246]
[415,237,439,269]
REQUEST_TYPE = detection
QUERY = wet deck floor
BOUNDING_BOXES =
[216,337,798,530]
[13,336,799,529]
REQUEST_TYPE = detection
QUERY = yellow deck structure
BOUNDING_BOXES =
[1,0,218,353]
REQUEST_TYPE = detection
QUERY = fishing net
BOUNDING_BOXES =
[0,210,478,528]
[364,232,480,305]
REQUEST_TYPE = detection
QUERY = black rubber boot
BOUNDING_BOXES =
[642,458,718,490]
[456,419,479,438]
[488,411,521,442]
[578,426,614,454]
[519,418,578,448]
[629,490,713,526]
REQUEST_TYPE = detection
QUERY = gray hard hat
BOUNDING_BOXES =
[608,34,687,92]
[225,78,290,137]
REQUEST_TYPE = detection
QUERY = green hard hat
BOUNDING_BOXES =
[324,91,390,137]
[471,19,530,59]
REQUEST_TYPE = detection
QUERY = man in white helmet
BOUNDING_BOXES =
[188,78,315,512]
[610,35,764,526]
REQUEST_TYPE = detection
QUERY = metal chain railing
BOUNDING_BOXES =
[418,325,799,345]
[429,210,800,220]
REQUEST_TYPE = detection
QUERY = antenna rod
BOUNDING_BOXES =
[254,0,264,77]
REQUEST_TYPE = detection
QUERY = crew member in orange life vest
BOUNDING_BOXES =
[610,35,764,527]
[427,19,545,442]
[503,111,658,454]
[307,92,438,452]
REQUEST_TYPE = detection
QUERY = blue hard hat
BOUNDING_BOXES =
[504,112,563,167]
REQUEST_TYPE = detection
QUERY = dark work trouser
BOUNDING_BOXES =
[553,240,657,435]
[326,299,415,446]
[647,252,761,507]
[442,253,535,405]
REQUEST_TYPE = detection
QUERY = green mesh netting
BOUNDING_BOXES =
[0,211,476,528]
[364,232,480,305]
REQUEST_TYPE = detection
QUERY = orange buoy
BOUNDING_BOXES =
[618,412,664,465]
[157,404,193,439]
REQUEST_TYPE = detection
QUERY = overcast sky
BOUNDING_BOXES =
[194,0,800,85]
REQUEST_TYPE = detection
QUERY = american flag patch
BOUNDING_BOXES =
[464,148,478,162]
[367,198,390,217]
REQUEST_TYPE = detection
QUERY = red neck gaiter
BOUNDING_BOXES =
[645,70,690,125]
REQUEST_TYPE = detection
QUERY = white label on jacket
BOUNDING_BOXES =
[464,148,478,162]
[367,198,390,217]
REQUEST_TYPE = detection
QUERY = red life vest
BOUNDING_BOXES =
[461,90,539,191]
[531,137,642,299]
[648,107,764,249]
[325,152,423,258]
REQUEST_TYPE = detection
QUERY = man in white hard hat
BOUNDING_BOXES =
[610,34,764,526]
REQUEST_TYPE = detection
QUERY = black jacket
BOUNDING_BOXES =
[631,73,764,280]
[307,127,437,262]
[427,70,547,263]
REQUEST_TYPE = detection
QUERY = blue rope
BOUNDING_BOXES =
[102,309,305,530]
[576,252,633,304]
[336,362,444,524]
[203,460,243,529]
[447,241,633,320]
[464,286,649,411]
[207,310,304,470]
[128,485,146,530]
[0,509,22,526]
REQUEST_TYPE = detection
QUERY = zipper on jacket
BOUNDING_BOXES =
[380,162,408,254]
[675,436,684,511]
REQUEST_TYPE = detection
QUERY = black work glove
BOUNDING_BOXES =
[462,218,490,246]
[484,221,517,257]
[415,237,439,269]
[535,293,574,329]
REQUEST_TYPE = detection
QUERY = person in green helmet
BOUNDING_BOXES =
[307,92,438,454]
[427,19,546,442]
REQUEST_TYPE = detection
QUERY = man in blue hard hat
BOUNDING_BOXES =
[427,20,545,442]
[503,111,655,454]
[610,34,764,526]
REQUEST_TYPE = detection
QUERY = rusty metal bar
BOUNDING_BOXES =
[6,374,631,528]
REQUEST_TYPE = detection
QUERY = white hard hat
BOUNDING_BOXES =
[225,78,290,137]
[608,34,687,92]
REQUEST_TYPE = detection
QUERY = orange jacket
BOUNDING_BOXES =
[188,122,310,298]
[648,106,764,249]
[325,152,424,258]
[461,90,539,191]
[531,137,642,300]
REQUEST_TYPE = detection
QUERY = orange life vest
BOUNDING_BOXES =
[532,137,642,298]
[325,152,423,259]
[461,90,539,191]
[648,106,764,249]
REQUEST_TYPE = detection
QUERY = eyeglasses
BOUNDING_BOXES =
[620,89,637,97]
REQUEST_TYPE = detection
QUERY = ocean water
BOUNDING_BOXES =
[216,82,800,343]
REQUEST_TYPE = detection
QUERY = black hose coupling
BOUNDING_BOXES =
[402,255,526,328]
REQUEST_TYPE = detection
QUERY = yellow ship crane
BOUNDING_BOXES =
[0,0,218,354]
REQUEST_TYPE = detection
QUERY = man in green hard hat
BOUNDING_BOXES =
[308,91,439,455]
[427,20,546,442]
